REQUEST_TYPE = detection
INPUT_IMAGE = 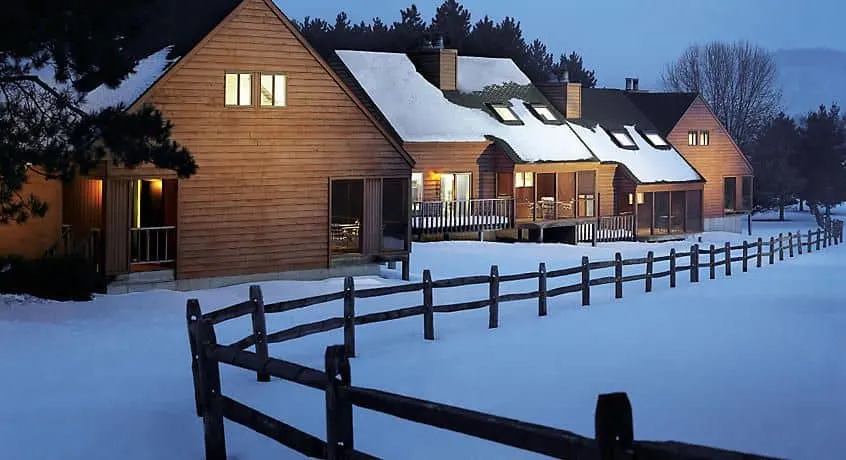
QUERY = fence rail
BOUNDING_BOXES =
[189,221,842,459]
[412,198,515,235]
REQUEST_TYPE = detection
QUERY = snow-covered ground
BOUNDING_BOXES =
[1,209,843,459]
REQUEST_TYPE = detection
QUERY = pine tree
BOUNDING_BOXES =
[796,104,846,217]
[391,5,428,52]
[750,113,804,220]
[551,52,597,88]
[431,0,472,51]
[521,39,554,83]
[1,0,196,224]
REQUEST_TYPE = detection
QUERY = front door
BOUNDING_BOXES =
[440,173,471,202]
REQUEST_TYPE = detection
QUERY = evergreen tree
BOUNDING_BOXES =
[1,0,196,224]
[521,39,554,83]
[463,16,496,57]
[431,0,472,51]
[552,52,597,88]
[750,113,804,220]
[796,104,846,216]
[391,5,428,52]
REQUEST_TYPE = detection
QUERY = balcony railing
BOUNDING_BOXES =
[412,198,515,234]
[130,226,176,265]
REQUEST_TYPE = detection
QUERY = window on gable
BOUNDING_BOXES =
[699,130,710,146]
[488,103,523,125]
[225,72,252,106]
[608,130,638,149]
[641,131,670,149]
[527,104,561,124]
[688,130,699,146]
[260,74,287,107]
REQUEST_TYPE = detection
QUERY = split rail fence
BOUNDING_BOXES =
[187,222,842,459]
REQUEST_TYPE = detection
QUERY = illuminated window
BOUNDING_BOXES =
[608,130,637,149]
[699,130,710,146]
[641,131,669,149]
[688,130,698,146]
[528,104,561,124]
[225,72,252,106]
[488,103,522,125]
[260,74,287,107]
[411,172,423,203]
[515,171,534,188]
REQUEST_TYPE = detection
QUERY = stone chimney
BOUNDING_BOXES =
[535,71,582,119]
[409,35,458,91]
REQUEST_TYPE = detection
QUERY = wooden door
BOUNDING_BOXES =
[103,179,131,276]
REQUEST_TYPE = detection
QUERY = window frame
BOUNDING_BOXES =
[723,177,738,213]
[487,103,524,126]
[259,73,288,108]
[688,130,699,146]
[224,72,253,107]
[515,171,534,188]
[439,172,472,202]
[741,176,753,211]
[637,129,671,150]
[525,103,563,125]
[699,130,711,146]
[606,129,638,150]
[411,172,424,204]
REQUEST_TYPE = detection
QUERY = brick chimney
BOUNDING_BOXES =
[409,35,458,91]
[535,71,582,119]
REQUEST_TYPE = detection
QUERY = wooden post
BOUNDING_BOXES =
[724,242,731,276]
[325,345,353,460]
[614,252,623,299]
[595,392,634,460]
[645,251,653,293]
[767,237,774,264]
[797,231,803,255]
[196,319,226,460]
[747,212,752,236]
[538,263,548,317]
[249,285,270,382]
[423,270,434,340]
[757,238,763,267]
[343,277,356,358]
[816,229,821,251]
[778,233,784,261]
[186,299,204,417]
[669,249,677,288]
[709,245,716,280]
[489,265,499,329]
[808,230,813,253]
[592,218,598,247]
[788,232,794,258]
[690,244,699,283]
[823,227,828,248]
[581,256,590,306]
[742,241,748,273]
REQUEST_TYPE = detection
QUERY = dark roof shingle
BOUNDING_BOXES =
[624,92,698,136]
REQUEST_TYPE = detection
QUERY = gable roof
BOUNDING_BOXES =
[335,50,596,163]
[580,88,658,131]
[624,91,698,136]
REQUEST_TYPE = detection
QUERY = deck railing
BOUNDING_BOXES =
[576,214,637,244]
[130,226,176,265]
[412,198,515,234]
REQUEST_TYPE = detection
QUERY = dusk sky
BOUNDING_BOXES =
[278,0,846,89]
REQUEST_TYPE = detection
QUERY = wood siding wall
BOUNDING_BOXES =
[0,176,63,258]
[535,83,582,119]
[103,179,131,276]
[405,141,507,201]
[597,164,617,216]
[138,0,411,280]
[613,166,637,215]
[63,178,103,245]
[668,97,753,219]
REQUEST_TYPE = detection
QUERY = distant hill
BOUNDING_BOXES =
[773,48,846,117]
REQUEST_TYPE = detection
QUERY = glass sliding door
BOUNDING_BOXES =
[576,170,596,218]
[382,178,409,251]
[331,179,364,254]
[670,191,686,234]
[653,192,670,235]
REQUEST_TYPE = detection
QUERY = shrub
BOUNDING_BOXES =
[0,254,103,301]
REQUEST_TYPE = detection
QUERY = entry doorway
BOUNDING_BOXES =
[130,178,177,270]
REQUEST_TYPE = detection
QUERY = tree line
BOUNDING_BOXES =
[662,41,845,220]
[296,0,597,87]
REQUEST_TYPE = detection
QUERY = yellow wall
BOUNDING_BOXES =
[0,175,63,259]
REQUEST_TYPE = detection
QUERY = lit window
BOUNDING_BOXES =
[609,130,637,149]
[488,103,522,124]
[528,104,561,124]
[225,72,252,106]
[260,74,287,107]
[411,172,423,203]
[642,131,669,148]
[515,171,534,188]
[688,131,699,146]
[699,130,710,146]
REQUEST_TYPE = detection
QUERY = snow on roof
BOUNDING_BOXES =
[568,123,702,183]
[336,50,594,163]
[82,46,177,113]
[456,56,531,93]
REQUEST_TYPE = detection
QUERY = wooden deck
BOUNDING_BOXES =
[517,215,636,245]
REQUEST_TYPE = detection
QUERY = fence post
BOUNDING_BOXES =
[325,345,354,460]
[769,237,775,265]
[709,245,716,280]
[186,299,204,417]
[816,229,821,251]
[489,265,499,329]
[690,244,699,283]
[757,238,763,267]
[724,242,732,276]
[538,263,548,317]
[807,230,813,253]
[669,249,676,288]
[423,270,434,340]
[788,232,794,258]
[581,256,590,306]
[343,277,356,358]
[778,233,784,261]
[742,241,748,273]
[797,231,803,255]
[249,285,270,382]
[196,319,226,460]
[645,251,653,293]
[614,253,623,299]
[823,227,828,248]
[595,392,634,460]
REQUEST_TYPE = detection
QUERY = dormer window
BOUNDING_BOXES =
[640,131,671,149]
[487,103,523,125]
[526,104,563,125]
[607,129,638,149]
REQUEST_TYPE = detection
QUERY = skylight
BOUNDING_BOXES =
[642,131,670,149]
[610,131,637,149]
[491,104,520,123]
[531,105,559,123]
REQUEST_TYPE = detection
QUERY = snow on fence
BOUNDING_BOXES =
[185,223,844,459]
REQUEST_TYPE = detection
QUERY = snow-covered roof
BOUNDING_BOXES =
[568,123,702,183]
[336,50,595,163]
[82,46,178,113]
